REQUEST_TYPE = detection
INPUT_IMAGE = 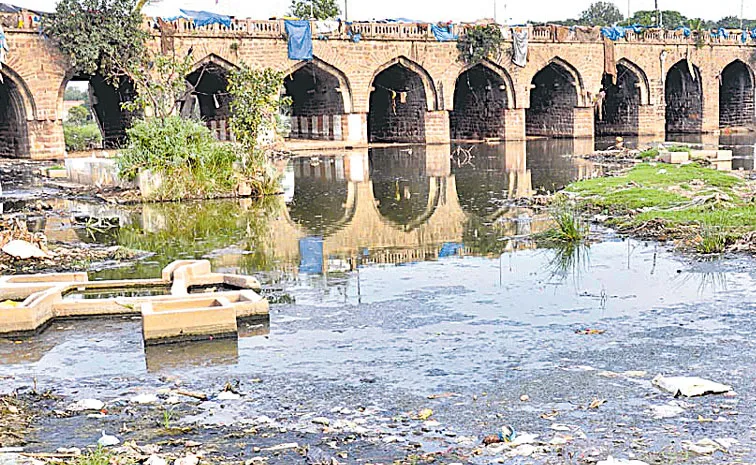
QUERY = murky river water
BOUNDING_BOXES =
[1,137,756,462]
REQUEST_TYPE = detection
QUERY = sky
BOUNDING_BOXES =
[10,0,756,24]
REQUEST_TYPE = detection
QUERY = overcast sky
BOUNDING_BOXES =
[11,0,755,24]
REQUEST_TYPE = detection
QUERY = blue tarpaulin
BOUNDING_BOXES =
[601,26,626,41]
[601,24,645,41]
[711,28,729,39]
[675,26,691,37]
[751,28,756,39]
[285,20,313,60]
[299,237,324,274]
[742,29,749,43]
[180,10,231,28]
[438,243,464,258]
[431,24,458,41]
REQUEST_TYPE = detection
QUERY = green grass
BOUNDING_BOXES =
[75,447,135,465]
[569,163,743,197]
[563,163,754,253]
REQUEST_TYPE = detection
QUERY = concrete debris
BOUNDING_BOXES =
[216,391,241,401]
[145,456,168,465]
[651,402,686,419]
[652,374,732,397]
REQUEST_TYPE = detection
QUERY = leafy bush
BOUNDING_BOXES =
[457,25,504,64]
[117,117,240,200]
[64,123,102,151]
[67,105,92,125]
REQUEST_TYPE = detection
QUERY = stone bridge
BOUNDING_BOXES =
[2,17,756,158]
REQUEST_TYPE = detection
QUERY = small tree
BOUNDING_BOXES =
[228,66,289,162]
[578,1,623,27]
[289,0,340,20]
[457,25,504,64]
[43,0,148,77]
[67,105,91,125]
[120,53,194,121]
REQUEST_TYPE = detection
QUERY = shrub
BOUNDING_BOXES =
[117,117,240,200]
[457,25,504,64]
[64,123,102,151]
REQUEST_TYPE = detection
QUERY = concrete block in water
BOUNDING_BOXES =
[141,296,238,344]
[659,151,690,164]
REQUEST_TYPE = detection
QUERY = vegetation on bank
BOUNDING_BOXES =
[46,0,287,202]
[565,163,756,254]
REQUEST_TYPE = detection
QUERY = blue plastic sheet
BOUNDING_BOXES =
[438,243,464,258]
[711,28,729,39]
[601,26,626,41]
[751,28,756,39]
[742,29,748,43]
[675,26,691,38]
[431,24,457,41]
[180,10,231,28]
[299,237,324,274]
[285,20,313,60]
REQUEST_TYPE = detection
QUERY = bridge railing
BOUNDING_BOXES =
[4,12,756,47]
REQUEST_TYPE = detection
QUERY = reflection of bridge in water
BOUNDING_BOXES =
[263,140,601,274]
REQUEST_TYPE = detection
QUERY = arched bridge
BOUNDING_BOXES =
[3,17,756,158]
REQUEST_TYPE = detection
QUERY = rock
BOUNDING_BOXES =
[262,443,298,452]
[512,444,537,457]
[68,399,105,412]
[97,431,120,447]
[651,402,686,419]
[131,394,159,404]
[417,408,433,420]
[2,240,48,260]
[597,457,649,465]
[682,439,721,455]
[519,395,530,402]
[56,447,81,456]
[216,391,241,401]
[652,374,732,397]
[145,456,168,465]
[173,455,199,465]
[312,417,330,426]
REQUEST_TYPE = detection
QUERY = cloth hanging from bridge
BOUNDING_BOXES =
[431,23,458,42]
[0,25,8,83]
[511,29,528,68]
[315,20,339,35]
[285,20,313,60]
[603,36,616,85]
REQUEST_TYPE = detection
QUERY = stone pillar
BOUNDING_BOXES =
[28,120,65,160]
[424,110,450,144]
[344,113,367,144]
[701,74,720,133]
[637,104,665,136]
[573,107,595,138]
[503,108,526,141]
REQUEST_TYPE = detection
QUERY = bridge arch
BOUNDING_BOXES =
[450,61,515,140]
[184,54,237,140]
[0,67,34,158]
[526,57,585,138]
[58,70,138,148]
[719,59,755,130]
[284,57,353,114]
[595,59,649,136]
[368,56,437,143]
[665,59,703,134]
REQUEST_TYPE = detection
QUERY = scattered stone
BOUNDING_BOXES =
[682,439,722,455]
[174,454,199,465]
[651,402,686,419]
[312,417,330,426]
[519,395,530,402]
[1,240,48,260]
[597,457,649,465]
[131,394,159,404]
[652,374,732,397]
[145,456,168,465]
[417,408,433,420]
[97,431,120,447]
[216,391,241,401]
[68,399,105,412]
[262,443,298,452]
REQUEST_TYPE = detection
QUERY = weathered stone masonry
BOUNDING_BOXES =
[3,19,756,158]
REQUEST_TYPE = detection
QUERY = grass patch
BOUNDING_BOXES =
[563,162,754,254]
[74,447,135,465]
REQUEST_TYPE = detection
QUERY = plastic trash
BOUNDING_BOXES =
[652,374,732,397]
[483,425,516,445]
[131,394,159,404]
[173,455,199,465]
[2,240,48,259]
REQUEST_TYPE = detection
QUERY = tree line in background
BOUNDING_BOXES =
[550,1,756,29]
